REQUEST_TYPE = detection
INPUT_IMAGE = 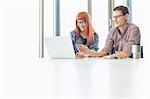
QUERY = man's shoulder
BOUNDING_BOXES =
[109,27,118,34]
[110,27,117,32]
[128,23,139,29]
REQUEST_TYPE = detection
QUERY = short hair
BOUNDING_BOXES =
[113,6,129,15]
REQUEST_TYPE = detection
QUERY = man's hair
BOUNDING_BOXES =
[113,6,129,15]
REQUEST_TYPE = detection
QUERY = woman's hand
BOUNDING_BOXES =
[77,44,90,55]
[76,52,88,59]
[77,44,107,57]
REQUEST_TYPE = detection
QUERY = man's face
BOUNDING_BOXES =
[113,10,128,27]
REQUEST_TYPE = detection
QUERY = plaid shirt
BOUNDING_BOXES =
[102,23,140,56]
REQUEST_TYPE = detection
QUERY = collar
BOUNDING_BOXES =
[117,23,129,36]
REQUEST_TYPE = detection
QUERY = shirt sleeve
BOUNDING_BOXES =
[123,26,140,55]
[88,33,99,51]
[70,31,78,54]
[102,30,114,54]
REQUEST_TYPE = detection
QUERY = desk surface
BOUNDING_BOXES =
[47,59,149,97]
[2,58,150,99]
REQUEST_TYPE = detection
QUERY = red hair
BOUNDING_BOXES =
[75,11,95,44]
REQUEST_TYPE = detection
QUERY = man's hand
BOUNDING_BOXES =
[113,51,129,58]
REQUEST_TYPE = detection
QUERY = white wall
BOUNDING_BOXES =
[132,0,150,59]
[0,0,49,98]
[92,0,108,50]
[1,0,150,99]
[60,0,88,36]
[44,0,53,37]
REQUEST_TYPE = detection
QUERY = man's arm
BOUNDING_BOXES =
[112,51,129,58]
[88,50,107,57]
[77,44,107,57]
[123,26,140,56]
[112,26,140,58]
[78,29,115,57]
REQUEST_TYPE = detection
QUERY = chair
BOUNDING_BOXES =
[140,46,143,58]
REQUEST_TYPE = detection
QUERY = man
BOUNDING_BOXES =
[79,6,140,58]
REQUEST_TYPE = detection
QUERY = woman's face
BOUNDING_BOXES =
[77,19,86,32]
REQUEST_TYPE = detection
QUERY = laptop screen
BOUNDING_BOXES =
[45,36,76,58]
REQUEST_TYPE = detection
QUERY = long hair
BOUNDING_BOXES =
[75,11,95,44]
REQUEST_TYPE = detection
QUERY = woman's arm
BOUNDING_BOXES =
[77,44,107,57]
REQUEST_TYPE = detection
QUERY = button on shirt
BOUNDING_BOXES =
[102,23,140,56]
[70,30,99,54]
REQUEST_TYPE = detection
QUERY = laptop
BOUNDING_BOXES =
[45,36,76,59]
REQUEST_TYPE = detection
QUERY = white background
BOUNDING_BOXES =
[1,0,150,99]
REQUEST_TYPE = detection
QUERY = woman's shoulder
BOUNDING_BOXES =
[70,30,77,41]
[70,30,76,36]
[93,32,99,42]
[93,32,99,37]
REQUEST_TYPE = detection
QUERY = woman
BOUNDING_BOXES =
[70,11,99,58]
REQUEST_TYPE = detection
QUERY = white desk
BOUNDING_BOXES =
[2,58,150,99]
[46,59,150,98]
